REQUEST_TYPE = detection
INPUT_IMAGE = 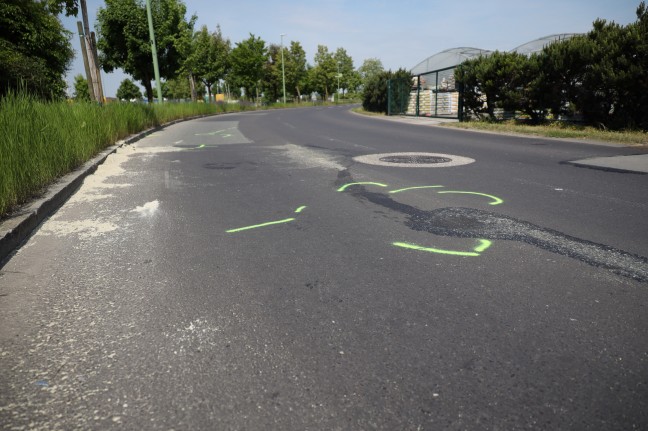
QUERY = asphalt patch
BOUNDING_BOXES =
[337,171,648,282]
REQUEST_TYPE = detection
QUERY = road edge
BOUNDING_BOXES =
[0,114,214,267]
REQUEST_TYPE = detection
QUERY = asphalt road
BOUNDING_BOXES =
[1,105,647,430]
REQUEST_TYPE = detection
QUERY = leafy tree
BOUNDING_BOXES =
[164,77,191,99]
[187,25,230,103]
[73,74,90,101]
[362,68,411,113]
[229,34,267,101]
[333,48,356,98]
[45,0,79,16]
[0,0,73,99]
[358,58,384,89]
[310,45,337,100]
[96,0,196,102]
[262,43,282,102]
[285,41,308,101]
[116,78,142,100]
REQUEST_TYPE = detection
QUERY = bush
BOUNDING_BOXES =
[362,68,411,114]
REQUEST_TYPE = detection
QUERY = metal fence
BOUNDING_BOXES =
[388,66,463,120]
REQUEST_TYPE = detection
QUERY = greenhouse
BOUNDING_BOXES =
[390,34,581,118]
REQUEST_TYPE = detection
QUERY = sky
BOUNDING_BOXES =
[60,0,641,98]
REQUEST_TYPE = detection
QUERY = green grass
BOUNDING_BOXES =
[0,93,248,218]
[441,120,648,146]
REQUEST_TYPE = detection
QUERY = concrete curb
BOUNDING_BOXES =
[0,113,215,266]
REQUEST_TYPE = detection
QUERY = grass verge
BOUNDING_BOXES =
[0,93,247,218]
[441,120,648,146]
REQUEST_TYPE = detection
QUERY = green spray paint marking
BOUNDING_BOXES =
[337,182,388,192]
[197,144,205,149]
[437,191,503,205]
[226,218,295,233]
[295,206,307,213]
[392,239,492,256]
[389,185,444,194]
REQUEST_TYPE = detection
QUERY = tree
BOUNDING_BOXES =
[284,41,308,101]
[73,74,90,101]
[96,0,196,102]
[0,0,73,99]
[229,34,267,102]
[187,25,230,103]
[45,0,79,16]
[116,78,142,100]
[262,43,282,102]
[164,77,191,100]
[310,45,337,100]
[358,58,384,89]
[362,68,411,114]
[333,47,355,97]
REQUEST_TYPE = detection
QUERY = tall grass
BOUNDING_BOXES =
[0,92,244,217]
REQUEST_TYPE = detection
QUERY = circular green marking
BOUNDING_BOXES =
[226,218,295,233]
[437,191,504,205]
[337,182,388,192]
[295,206,307,213]
[392,239,492,256]
[389,185,444,194]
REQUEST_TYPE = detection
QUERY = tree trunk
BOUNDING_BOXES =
[189,73,197,102]
[206,83,212,103]
[143,80,154,103]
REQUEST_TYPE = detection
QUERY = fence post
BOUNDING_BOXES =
[387,79,391,116]
[457,82,464,122]
[416,76,420,117]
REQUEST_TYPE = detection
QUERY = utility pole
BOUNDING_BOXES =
[280,34,286,104]
[80,0,103,103]
[76,21,95,101]
[145,0,163,103]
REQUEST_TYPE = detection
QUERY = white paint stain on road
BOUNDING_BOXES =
[132,200,159,217]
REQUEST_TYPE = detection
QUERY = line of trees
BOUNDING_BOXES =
[91,0,389,103]
[455,2,648,130]
[1,0,388,104]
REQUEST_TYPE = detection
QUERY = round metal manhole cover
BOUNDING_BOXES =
[379,155,452,164]
[353,152,475,168]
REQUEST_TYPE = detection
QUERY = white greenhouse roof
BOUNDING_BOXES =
[411,47,491,75]
[510,33,581,55]
[411,34,583,75]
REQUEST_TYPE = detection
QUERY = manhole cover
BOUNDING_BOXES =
[379,155,452,164]
[353,152,475,168]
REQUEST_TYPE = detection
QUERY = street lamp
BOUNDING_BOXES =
[336,61,340,104]
[280,33,286,104]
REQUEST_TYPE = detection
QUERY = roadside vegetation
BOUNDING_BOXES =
[0,93,242,218]
[441,121,648,146]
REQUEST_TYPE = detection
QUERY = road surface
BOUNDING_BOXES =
[1,106,647,430]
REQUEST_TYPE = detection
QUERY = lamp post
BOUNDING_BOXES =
[145,0,163,103]
[336,61,340,104]
[280,33,286,104]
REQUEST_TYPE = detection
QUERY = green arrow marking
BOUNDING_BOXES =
[337,182,388,192]
[437,191,504,205]
[392,239,492,256]
[226,218,296,233]
[389,185,444,194]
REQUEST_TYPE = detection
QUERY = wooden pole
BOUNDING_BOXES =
[77,21,95,101]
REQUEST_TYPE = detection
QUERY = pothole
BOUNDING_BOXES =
[353,152,475,168]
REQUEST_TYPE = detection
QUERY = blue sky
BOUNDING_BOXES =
[60,0,641,98]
